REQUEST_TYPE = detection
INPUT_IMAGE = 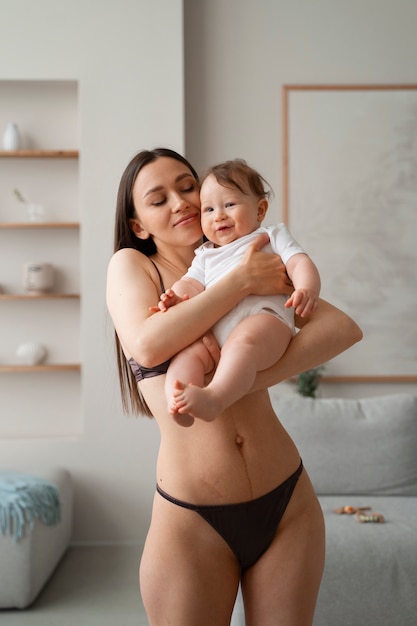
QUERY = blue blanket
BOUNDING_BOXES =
[0,471,61,542]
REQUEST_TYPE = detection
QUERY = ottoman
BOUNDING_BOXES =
[0,467,73,608]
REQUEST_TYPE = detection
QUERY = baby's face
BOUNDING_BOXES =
[200,174,266,246]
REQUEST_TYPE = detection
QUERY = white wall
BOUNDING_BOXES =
[0,0,184,543]
[1,0,416,545]
[184,0,417,400]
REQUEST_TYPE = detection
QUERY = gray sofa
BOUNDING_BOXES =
[232,390,417,626]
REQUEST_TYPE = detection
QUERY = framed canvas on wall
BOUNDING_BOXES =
[282,84,417,382]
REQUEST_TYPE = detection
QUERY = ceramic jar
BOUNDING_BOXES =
[23,262,54,294]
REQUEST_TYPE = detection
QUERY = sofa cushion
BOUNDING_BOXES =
[315,495,417,626]
[268,390,417,495]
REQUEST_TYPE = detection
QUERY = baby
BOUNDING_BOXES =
[157,159,321,425]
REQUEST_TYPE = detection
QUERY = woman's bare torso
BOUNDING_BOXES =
[117,252,302,506]
[140,376,300,505]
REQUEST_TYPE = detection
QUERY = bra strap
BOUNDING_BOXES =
[149,259,165,294]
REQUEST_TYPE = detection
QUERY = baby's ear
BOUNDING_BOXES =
[257,198,268,222]
[129,218,150,240]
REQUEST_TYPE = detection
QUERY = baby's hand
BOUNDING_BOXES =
[285,288,318,317]
[149,289,189,313]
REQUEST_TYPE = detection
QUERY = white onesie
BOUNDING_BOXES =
[184,224,305,347]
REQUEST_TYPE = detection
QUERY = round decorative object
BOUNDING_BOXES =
[2,122,20,151]
[16,342,47,366]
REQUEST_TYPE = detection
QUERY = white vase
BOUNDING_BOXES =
[26,203,45,222]
[2,122,20,150]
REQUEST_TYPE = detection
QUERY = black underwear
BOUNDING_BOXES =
[128,258,171,382]
[128,356,170,382]
[156,459,303,569]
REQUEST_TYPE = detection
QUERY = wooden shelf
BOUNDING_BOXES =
[0,222,79,229]
[320,375,417,384]
[0,364,81,373]
[290,375,417,384]
[0,293,80,300]
[0,150,78,158]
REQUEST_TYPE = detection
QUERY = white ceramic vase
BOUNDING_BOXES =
[26,203,45,222]
[2,122,20,151]
[16,342,47,366]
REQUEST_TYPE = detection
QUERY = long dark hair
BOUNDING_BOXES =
[113,148,199,416]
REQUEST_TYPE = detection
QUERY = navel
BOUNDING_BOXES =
[235,434,245,448]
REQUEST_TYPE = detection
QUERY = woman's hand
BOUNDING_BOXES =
[240,234,294,297]
[201,332,221,384]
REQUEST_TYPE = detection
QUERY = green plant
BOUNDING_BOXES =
[296,365,325,398]
[13,188,27,203]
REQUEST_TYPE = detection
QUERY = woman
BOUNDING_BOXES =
[106,148,362,626]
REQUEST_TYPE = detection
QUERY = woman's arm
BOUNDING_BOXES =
[250,298,363,391]
[106,234,292,368]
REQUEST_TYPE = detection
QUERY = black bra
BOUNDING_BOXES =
[128,356,170,382]
[128,259,171,382]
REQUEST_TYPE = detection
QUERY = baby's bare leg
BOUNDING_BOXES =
[165,339,215,426]
[173,314,292,421]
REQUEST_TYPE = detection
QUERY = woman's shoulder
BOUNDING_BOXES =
[108,247,150,271]
[110,246,146,261]
[107,248,155,290]
[106,248,160,311]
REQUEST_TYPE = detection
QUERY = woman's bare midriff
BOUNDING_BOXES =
[140,377,301,505]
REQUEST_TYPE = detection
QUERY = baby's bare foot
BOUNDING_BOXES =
[169,380,195,427]
[172,380,222,421]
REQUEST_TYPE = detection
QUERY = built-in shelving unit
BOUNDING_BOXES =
[0,79,81,437]
[0,150,81,371]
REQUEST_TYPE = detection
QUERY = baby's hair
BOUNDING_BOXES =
[202,158,273,201]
